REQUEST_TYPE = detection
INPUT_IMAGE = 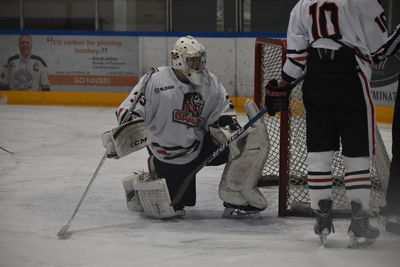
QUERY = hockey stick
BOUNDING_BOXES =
[57,69,155,238]
[170,75,305,207]
[0,146,14,155]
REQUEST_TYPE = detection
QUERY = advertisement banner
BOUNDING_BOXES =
[0,34,139,93]
[371,55,400,107]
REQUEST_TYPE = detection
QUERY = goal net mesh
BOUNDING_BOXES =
[254,37,390,216]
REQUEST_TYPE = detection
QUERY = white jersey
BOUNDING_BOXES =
[117,67,236,165]
[377,24,400,58]
[0,54,50,91]
[283,0,388,81]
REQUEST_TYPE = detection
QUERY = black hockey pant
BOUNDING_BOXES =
[302,47,371,157]
[152,132,229,209]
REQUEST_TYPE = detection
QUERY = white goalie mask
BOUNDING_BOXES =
[171,36,207,86]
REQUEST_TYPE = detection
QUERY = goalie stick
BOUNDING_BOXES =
[57,68,155,238]
[0,146,14,155]
[170,74,305,207]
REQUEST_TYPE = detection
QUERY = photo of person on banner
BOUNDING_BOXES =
[0,34,50,91]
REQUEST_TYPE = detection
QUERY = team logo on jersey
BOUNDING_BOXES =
[14,70,33,90]
[173,92,205,128]
[33,62,39,72]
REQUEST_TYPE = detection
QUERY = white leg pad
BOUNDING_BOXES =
[122,175,143,212]
[134,178,180,219]
[219,100,269,209]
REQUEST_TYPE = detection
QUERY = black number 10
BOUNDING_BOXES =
[309,2,342,40]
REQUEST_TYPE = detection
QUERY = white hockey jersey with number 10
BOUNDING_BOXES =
[117,67,236,165]
[283,0,388,81]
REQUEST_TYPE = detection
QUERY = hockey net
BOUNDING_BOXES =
[254,37,391,216]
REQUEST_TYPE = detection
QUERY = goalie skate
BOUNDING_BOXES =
[222,203,263,219]
[347,201,379,248]
[313,199,335,247]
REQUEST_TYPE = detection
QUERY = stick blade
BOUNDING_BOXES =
[57,225,70,238]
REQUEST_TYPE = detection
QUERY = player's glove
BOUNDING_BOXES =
[217,115,241,130]
[209,115,242,159]
[372,53,388,71]
[264,79,291,116]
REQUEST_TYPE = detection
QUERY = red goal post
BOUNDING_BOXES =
[253,37,390,217]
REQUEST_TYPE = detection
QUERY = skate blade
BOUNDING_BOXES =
[222,209,261,220]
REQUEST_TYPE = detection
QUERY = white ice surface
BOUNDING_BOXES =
[0,105,399,267]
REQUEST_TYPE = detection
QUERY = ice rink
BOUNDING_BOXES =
[0,104,399,267]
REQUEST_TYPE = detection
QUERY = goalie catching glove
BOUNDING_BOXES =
[264,79,291,116]
[102,117,149,159]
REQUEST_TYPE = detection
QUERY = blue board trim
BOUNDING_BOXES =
[0,30,286,38]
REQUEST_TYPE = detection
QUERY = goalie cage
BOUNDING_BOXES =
[254,37,391,217]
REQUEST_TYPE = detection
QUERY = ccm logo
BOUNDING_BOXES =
[130,137,147,148]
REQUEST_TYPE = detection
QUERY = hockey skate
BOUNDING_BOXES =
[222,202,263,219]
[385,217,400,235]
[313,199,335,246]
[347,201,380,248]
[378,206,400,235]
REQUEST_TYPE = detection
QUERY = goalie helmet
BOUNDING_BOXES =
[171,36,207,86]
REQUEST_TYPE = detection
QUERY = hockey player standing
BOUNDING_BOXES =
[373,24,400,235]
[0,35,50,91]
[265,0,388,246]
[103,36,268,219]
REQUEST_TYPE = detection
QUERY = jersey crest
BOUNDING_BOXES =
[14,69,33,90]
[173,92,205,128]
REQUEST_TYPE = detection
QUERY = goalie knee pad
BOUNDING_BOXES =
[134,177,184,219]
[123,172,184,219]
[218,100,269,210]
[123,171,184,219]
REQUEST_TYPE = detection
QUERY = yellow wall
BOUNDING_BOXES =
[0,90,394,124]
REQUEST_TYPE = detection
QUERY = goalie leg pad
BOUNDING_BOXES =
[122,175,143,212]
[134,178,183,219]
[219,100,269,210]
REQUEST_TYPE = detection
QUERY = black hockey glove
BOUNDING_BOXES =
[217,115,241,130]
[264,79,291,116]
